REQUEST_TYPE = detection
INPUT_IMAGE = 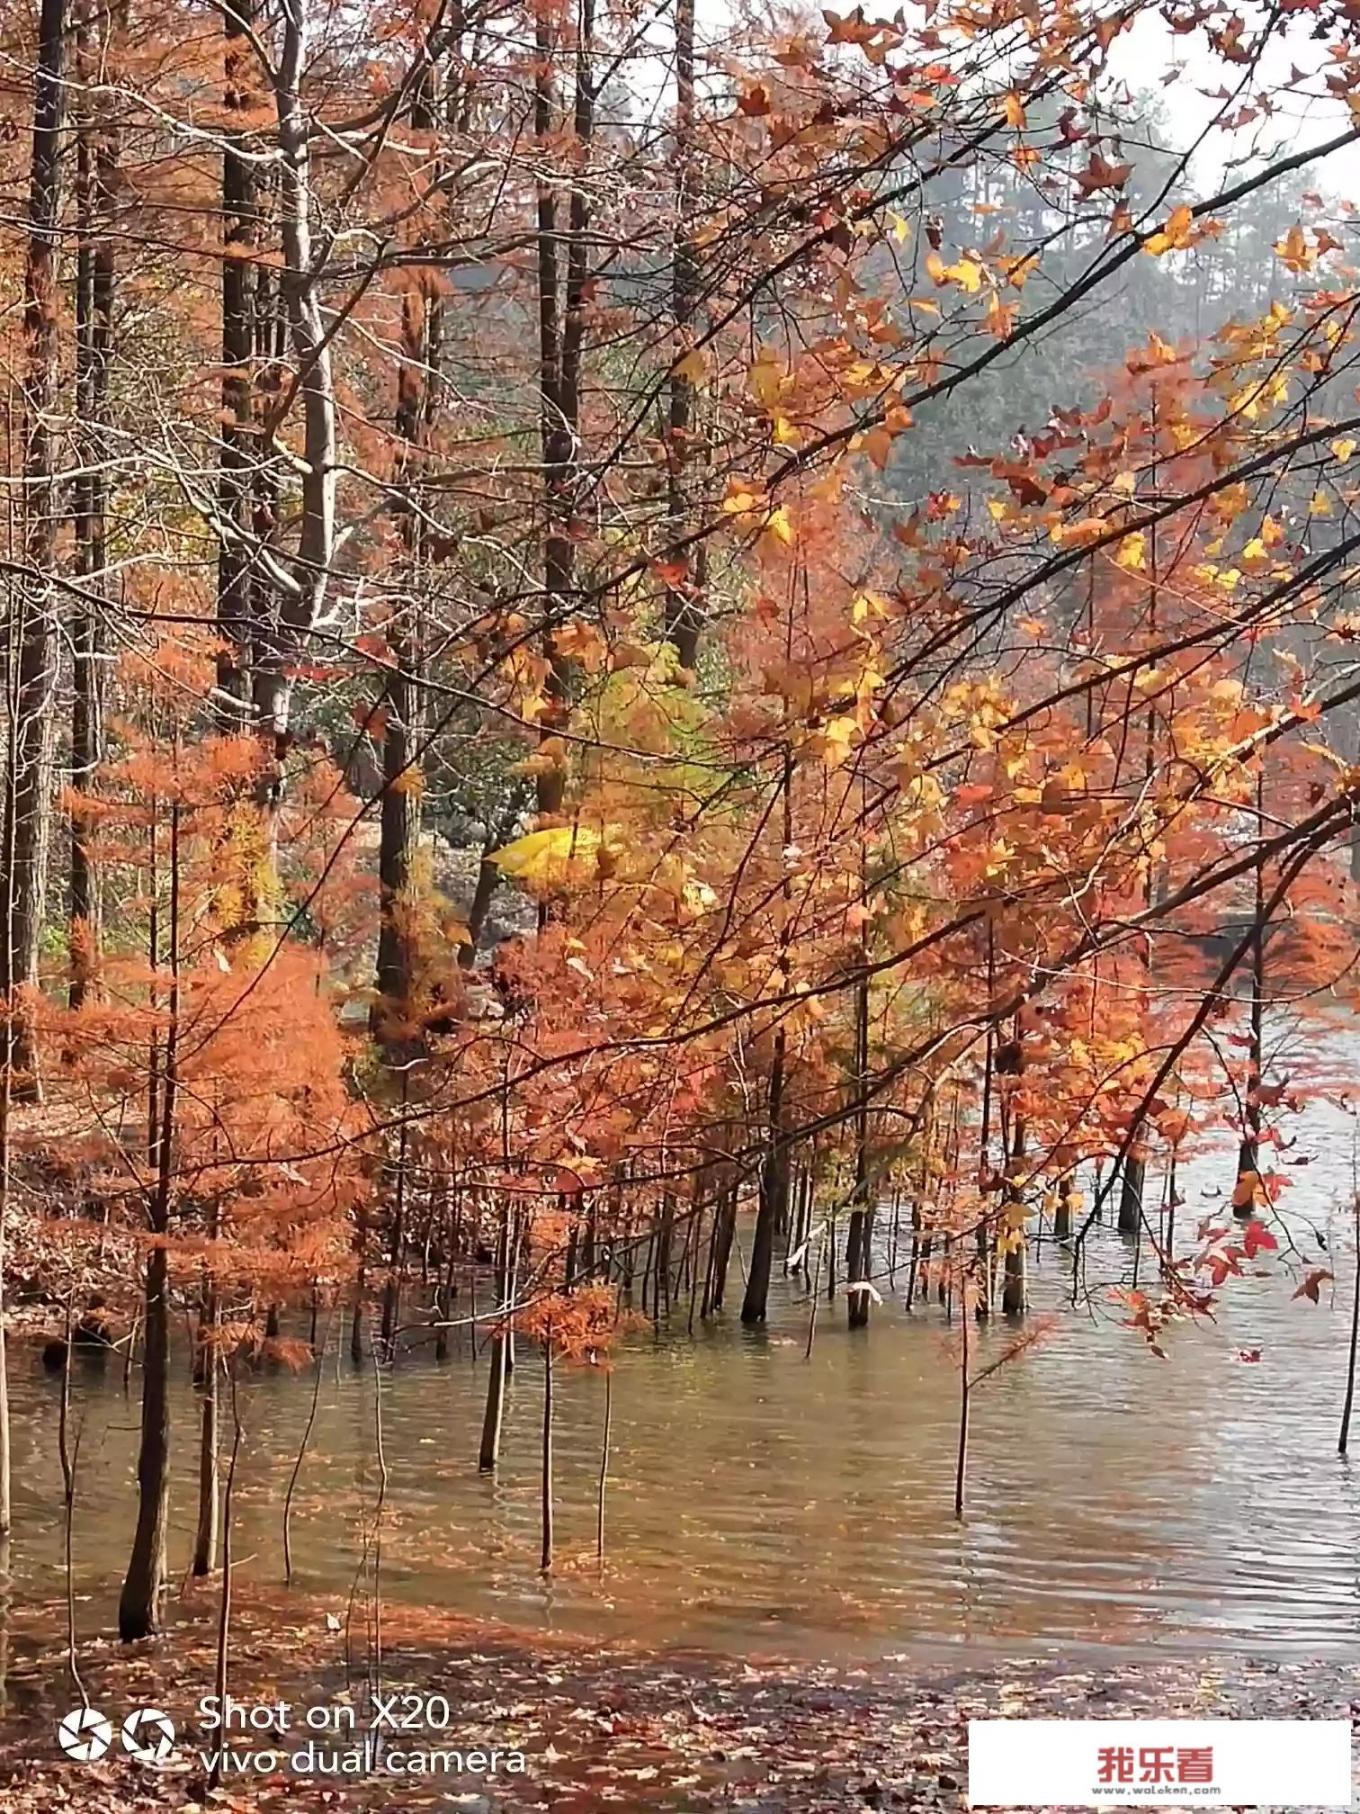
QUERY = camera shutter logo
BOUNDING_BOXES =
[121,1707,176,1765]
[57,1707,113,1762]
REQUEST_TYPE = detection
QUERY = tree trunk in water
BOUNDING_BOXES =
[120,801,179,1638]
[1054,1172,1073,1241]
[1001,1120,1027,1318]
[595,1366,610,1562]
[954,1285,970,1518]
[1340,1193,1360,1455]
[710,1189,735,1311]
[478,1207,515,1471]
[119,1244,170,1637]
[192,1211,220,1577]
[975,1009,995,1319]
[1235,767,1268,1218]
[1117,1150,1144,1237]
[846,967,873,1329]
[192,1343,219,1577]
[742,1038,787,1324]
[539,1339,554,1572]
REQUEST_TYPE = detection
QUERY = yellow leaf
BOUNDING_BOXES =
[950,255,985,293]
[1273,223,1313,274]
[1143,203,1194,257]
[927,250,984,292]
[1311,488,1333,517]
[1001,90,1026,129]
[491,826,596,885]
[857,425,894,468]
[1333,437,1356,463]
[807,715,858,770]
[1114,530,1146,571]
[985,294,1016,341]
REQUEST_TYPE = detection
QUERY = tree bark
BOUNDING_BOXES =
[478,1205,515,1470]
[216,0,259,718]
[662,0,705,668]
[69,0,114,1005]
[119,801,179,1638]
[6,0,69,1087]
[846,964,873,1329]
[1001,1118,1027,1318]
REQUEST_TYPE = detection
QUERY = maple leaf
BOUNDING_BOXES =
[1294,1268,1333,1303]
[1273,223,1314,273]
[1143,203,1195,255]
[1074,152,1132,194]
[1241,1220,1278,1259]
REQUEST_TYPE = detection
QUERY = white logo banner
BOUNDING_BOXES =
[967,1718,1352,1807]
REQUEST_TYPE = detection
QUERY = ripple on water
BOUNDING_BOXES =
[7,1039,1360,1661]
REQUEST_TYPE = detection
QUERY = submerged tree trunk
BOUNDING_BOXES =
[1001,1119,1027,1319]
[120,1244,170,1638]
[595,1365,611,1563]
[478,1206,515,1471]
[119,802,180,1639]
[846,966,873,1329]
[192,1268,220,1577]
[1054,1171,1073,1241]
[742,1039,786,1324]
[1234,768,1268,1218]
[539,1336,554,1572]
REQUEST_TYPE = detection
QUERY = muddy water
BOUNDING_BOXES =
[5,1073,1360,1664]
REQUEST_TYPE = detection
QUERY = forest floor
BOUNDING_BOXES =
[0,1586,1354,1812]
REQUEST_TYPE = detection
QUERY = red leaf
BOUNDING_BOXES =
[1242,1222,1278,1258]
[1294,1268,1333,1303]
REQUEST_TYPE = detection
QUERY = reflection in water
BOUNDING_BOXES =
[6,1089,1360,1665]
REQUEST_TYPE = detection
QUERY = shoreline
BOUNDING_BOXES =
[0,1593,1355,1811]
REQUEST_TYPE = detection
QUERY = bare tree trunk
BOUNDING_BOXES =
[208,1370,243,1792]
[478,1205,515,1471]
[192,1219,220,1578]
[1235,766,1268,1217]
[592,1362,612,1567]
[846,964,873,1329]
[6,0,69,1088]
[69,0,114,1005]
[662,0,704,667]
[742,1039,786,1325]
[215,0,258,716]
[539,1335,554,1572]
[252,0,338,744]
[1341,1193,1360,1455]
[119,800,179,1639]
[1001,1118,1027,1319]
